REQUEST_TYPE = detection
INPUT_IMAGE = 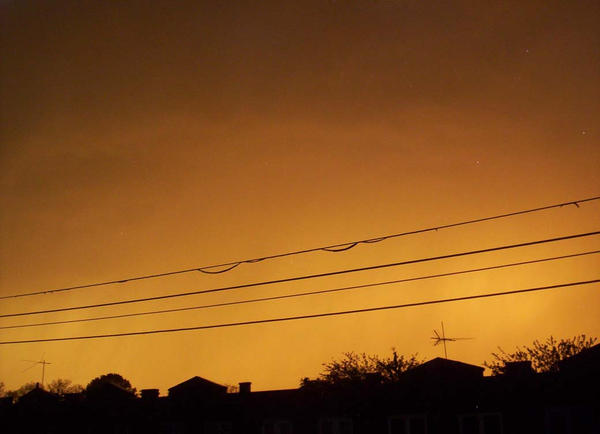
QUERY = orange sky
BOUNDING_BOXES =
[1,0,599,395]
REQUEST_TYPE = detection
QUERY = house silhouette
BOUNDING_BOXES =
[169,376,228,400]
[2,346,598,433]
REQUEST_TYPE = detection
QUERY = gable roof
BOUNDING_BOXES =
[420,357,484,371]
[18,385,59,406]
[403,357,484,382]
[168,376,227,396]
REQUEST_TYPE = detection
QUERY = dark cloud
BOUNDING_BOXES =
[2,0,598,141]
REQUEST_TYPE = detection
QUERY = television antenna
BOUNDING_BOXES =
[430,322,473,359]
[22,356,52,387]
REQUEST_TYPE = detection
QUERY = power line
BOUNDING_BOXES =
[3,195,598,300]
[2,249,597,330]
[0,230,597,319]
[0,279,597,345]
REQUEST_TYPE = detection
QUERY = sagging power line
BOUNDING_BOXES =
[0,279,597,345]
[0,230,597,319]
[2,195,598,300]
[1,249,597,330]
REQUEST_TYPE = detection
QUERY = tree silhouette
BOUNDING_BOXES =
[47,378,84,395]
[373,349,423,381]
[3,382,38,400]
[224,383,239,393]
[305,348,422,385]
[86,373,136,397]
[484,334,598,375]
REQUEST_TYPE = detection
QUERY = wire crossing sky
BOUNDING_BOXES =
[2,195,596,300]
[1,249,597,330]
[1,0,598,394]
[1,279,597,345]
[1,230,597,318]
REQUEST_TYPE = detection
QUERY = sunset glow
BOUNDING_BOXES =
[1,1,598,396]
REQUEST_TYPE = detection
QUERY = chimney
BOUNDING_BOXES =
[239,382,251,395]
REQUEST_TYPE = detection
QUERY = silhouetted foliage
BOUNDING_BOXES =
[372,349,423,381]
[4,382,38,400]
[224,384,239,393]
[0,381,5,397]
[47,378,84,395]
[86,373,136,397]
[304,348,422,386]
[484,334,598,375]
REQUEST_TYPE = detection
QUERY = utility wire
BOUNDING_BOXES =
[2,249,598,330]
[3,195,598,300]
[0,230,598,319]
[0,279,597,345]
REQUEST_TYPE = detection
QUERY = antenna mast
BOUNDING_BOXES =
[430,322,473,359]
[22,358,52,388]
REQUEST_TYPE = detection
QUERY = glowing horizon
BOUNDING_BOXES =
[1,0,598,396]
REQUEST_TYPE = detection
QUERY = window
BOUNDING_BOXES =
[388,415,427,434]
[389,417,407,434]
[460,415,479,434]
[482,414,501,434]
[458,413,502,434]
[545,408,570,434]
[204,421,233,434]
[263,419,293,434]
[319,417,353,434]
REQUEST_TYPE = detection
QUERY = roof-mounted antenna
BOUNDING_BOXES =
[22,355,52,388]
[430,322,473,359]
